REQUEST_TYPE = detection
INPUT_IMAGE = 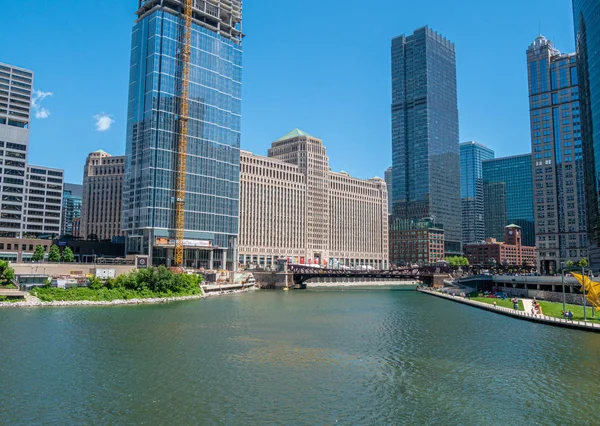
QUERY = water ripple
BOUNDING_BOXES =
[0,290,599,425]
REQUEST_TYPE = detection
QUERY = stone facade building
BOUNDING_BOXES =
[81,150,125,241]
[527,35,588,274]
[238,129,389,269]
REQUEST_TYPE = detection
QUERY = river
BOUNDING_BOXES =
[1,288,599,424]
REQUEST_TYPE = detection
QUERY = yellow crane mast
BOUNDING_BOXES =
[174,0,193,267]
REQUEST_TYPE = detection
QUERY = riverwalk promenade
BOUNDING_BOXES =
[418,287,600,333]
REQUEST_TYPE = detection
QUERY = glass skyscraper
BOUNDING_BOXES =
[482,154,535,248]
[123,1,242,269]
[460,141,495,245]
[526,35,587,274]
[61,183,82,237]
[391,27,461,256]
[573,0,600,269]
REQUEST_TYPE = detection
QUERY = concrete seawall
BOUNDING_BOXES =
[417,287,600,334]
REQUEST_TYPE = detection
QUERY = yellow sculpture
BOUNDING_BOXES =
[571,273,600,310]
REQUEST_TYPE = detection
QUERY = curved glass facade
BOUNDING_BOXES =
[482,155,535,248]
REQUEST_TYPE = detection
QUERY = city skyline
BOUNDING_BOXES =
[0,0,575,184]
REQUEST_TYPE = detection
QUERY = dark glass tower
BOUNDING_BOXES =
[573,0,600,269]
[123,1,243,269]
[391,26,461,256]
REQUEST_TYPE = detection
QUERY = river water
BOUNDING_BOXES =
[1,288,599,425]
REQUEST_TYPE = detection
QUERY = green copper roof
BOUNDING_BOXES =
[275,128,316,142]
[505,224,521,228]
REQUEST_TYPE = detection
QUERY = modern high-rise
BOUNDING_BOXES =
[460,141,495,245]
[573,0,600,269]
[527,35,588,274]
[391,26,461,256]
[81,151,125,241]
[384,166,393,214]
[0,62,32,238]
[238,130,388,269]
[123,1,243,269]
[482,154,535,248]
[61,183,82,237]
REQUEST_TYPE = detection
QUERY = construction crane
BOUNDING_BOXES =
[174,0,193,267]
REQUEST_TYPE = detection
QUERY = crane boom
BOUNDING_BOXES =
[174,0,193,267]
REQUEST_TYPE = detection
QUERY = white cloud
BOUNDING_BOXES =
[93,113,115,132]
[31,90,53,119]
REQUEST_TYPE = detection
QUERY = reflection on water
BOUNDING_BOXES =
[1,289,599,424]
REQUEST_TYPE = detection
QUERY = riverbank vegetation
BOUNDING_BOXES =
[471,297,524,311]
[31,267,204,302]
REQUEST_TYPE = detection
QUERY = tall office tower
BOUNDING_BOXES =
[391,27,461,256]
[24,165,64,238]
[460,141,495,245]
[81,151,125,241]
[482,154,535,248]
[0,62,32,238]
[573,0,600,269]
[61,183,83,236]
[384,166,393,214]
[123,1,243,268]
[527,36,587,274]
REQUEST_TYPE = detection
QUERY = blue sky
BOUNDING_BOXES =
[1,0,575,183]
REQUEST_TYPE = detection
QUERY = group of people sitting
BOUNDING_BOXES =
[561,309,575,320]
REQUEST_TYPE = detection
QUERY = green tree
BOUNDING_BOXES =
[32,245,45,262]
[62,247,75,263]
[579,258,589,268]
[565,260,575,268]
[88,276,103,290]
[0,260,15,286]
[48,244,61,262]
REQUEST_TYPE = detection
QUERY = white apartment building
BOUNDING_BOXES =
[0,62,65,238]
[239,129,389,269]
[24,165,64,237]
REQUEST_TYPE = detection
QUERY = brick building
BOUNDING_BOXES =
[464,224,537,267]
[389,218,445,266]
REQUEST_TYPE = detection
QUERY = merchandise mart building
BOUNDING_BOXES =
[123,1,242,269]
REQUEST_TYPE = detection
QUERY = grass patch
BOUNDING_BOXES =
[30,286,203,302]
[471,297,525,311]
[538,300,600,322]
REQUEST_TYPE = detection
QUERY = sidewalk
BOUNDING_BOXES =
[522,298,534,315]
[418,287,600,333]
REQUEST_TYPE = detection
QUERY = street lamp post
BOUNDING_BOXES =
[561,261,566,314]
